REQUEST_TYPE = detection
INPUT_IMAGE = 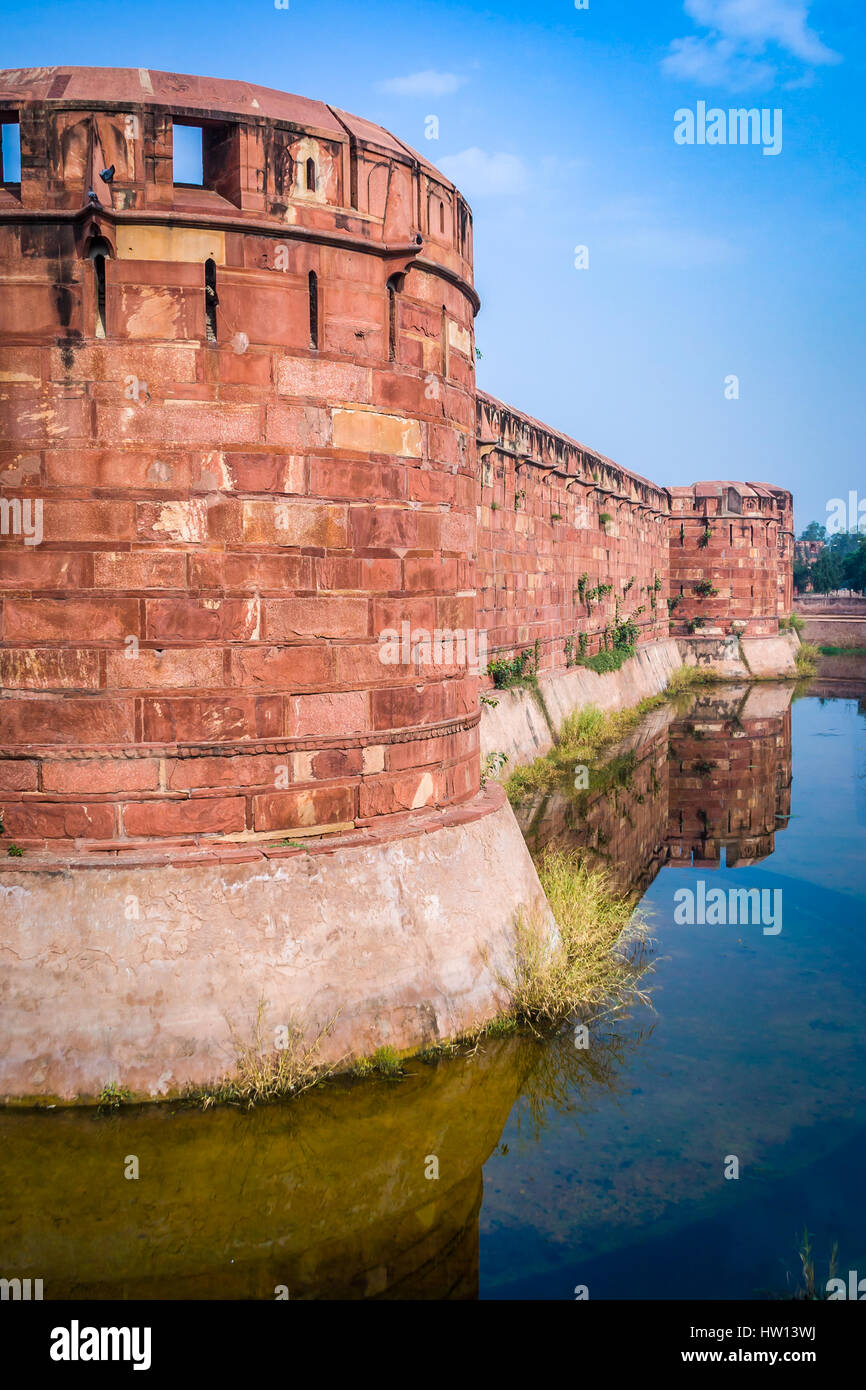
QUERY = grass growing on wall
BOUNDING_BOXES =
[505,847,652,1027]
[779,612,806,634]
[505,698,664,802]
[663,664,727,695]
[795,642,820,676]
[186,1001,342,1108]
[503,665,733,804]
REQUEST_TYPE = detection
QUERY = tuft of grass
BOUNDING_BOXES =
[371,1045,403,1076]
[505,698,664,802]
[780,612,806,634]
[97,1082,132,1111]
[351,1044,405,1077]
[502,847,652,1028]
[795,641,819,676]
[187,1000,341,1108]
[7,844,24,857]
[663,664,725,695]
[775,1228,839,1301]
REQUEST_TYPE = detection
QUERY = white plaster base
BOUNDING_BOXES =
[0,792,551,1103]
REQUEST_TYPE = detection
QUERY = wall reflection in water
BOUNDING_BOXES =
[0,1026,649,1301]
[0,686,794,1301]
[517,683,794,896]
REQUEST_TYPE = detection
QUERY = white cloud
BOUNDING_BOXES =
[437,148,529,197]
[663,36,777,90]
[685,0,839,65]
[378,70,465,97]
[663,0,841,90]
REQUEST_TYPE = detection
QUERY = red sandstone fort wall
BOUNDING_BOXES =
[668,483,794,638]
[476,394,670,675]
[0,68,479,848]
[0,67,796,853]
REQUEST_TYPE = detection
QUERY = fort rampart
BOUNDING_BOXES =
[0,69,796,1099]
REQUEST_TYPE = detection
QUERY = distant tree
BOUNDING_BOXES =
[800,521,827,541]
[811,550,844,594]
[793,560,811,593]
[843,540,866,594]
[827,529,862,559]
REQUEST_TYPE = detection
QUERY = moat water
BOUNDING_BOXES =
[2,685,865,1300]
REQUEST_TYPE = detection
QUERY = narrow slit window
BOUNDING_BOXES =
[387,277,397,361]
[439,201,445,234]
[205,258,218,342]
[306,158,316,193]
[308,269,319,349]
[88,239,111,339]
[0,120,21,183]
[174,123,204,185]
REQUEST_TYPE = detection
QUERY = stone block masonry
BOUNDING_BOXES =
[0,67,794,1098]
[0,67,479,850]
[477,393,671,674]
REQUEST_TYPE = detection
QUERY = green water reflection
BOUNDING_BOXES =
[2,683,864,1300]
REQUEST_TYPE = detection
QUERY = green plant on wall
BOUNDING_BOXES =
[698,523,714,549]
[481,750,509,785]
[574,615,639,675]
[599,512,612,531]
[487,641,540,690]
[586,582,613,604]
[693,579,719,598]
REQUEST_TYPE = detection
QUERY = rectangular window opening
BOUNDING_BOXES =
[1,120,21,184]
[173,122,204,186]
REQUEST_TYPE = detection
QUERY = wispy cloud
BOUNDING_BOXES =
[437,148,529,197]
[378,70,465,97]
[662,0,841,91]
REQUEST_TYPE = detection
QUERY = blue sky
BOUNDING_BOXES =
[4,0,864,530]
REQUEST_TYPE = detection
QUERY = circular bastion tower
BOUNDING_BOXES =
[0,67,548,1101]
